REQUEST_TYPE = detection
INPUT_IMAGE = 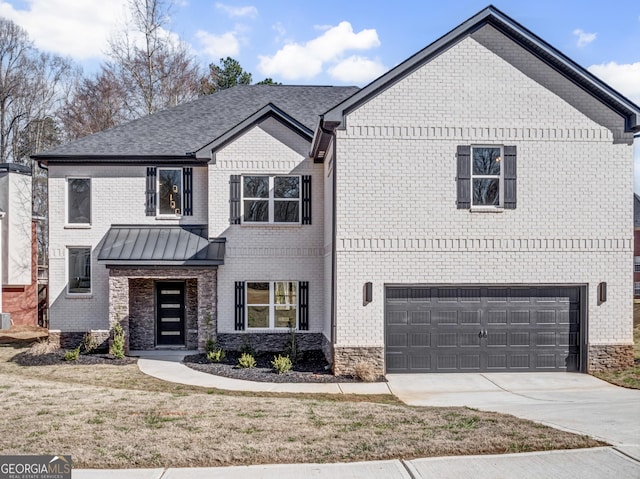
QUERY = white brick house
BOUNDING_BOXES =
[34,7,639,375]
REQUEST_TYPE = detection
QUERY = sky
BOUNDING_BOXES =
[1,0,639,185]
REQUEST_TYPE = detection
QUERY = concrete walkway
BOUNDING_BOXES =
[132,350,392,395]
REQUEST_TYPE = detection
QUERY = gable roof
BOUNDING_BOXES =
[34,85,359,163]
[314,5,640,155]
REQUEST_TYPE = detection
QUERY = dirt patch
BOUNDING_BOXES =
[183,351,362,383]
[0,325,48,344]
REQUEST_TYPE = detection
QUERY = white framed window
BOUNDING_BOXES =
[246,281,298,329]
[635,282,640,296]
[471,146,503,207]
[67,247,91,295]
[157,168,182,217]
[634,257,640,273]
[66,178,91,225]
[242,175,300,224]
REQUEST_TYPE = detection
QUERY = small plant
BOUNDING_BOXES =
[64,346,80,361]
[285,319,298,363]
[29,340,57,356]
[354,361,377,382]
[240,336,255,356]
[205,338,216,354]
[81,331,98,354]
[206,348,226,363]
[110,323,125,359]
[238,352,256,368]
[271,354,292,374]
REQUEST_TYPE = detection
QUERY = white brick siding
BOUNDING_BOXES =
[48,164,208,331]
[332,26,634,349]
[208,118,325,333]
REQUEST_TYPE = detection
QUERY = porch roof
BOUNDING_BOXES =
[98,225,225,267]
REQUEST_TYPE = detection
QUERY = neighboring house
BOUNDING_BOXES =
[634,194,640,300]
[0,163,37,327]
[33,6,639,375]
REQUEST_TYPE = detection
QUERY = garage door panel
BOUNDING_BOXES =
[386,285,581,373]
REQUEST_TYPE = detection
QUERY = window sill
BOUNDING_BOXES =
[65,294,93,299]
[155,216,182,221]
[245,328,296,333]
[64,224,92,229]
[469,207,504,213]
[240,223,303,227]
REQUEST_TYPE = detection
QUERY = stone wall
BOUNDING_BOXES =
[332,346,385,377]
[48,329,110,350]
[108,267,217,351]
[216,332,323,352]
[588,344,634,372]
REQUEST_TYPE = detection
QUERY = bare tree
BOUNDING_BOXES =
[106,0,200,118]
[58,67,128,140]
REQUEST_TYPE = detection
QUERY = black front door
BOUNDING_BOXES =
[156,282,185,346]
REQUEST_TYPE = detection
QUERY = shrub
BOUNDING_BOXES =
[81,331,98,354]
[271,354,292,374]
[110,323,125,359]
[64,347,80,361]
[240,336,255,356]
[354,361,377,382]
[206,348,226,363]
[205,338,216,354]
[238,352,256,368]
[284,320,298,363]
[29,340,57,356]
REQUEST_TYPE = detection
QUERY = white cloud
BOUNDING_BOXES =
[0,0,128,60]
[272,22,286,43]
[195,30,240,58]
[258,21,380,81]
[588,62,640,105]
[215,2,257,18]
[573,28,596,47]
[328,55,387,83]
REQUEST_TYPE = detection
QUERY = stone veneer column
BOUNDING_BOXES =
[197,269,217,350]
[108,272,130,353]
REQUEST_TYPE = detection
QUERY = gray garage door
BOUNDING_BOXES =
[385,286,581,373]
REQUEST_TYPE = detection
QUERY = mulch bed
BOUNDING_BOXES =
[11,350,137,367]
[183,350,366,383]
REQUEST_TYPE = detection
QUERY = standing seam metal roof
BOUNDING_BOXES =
[97,225,225,266]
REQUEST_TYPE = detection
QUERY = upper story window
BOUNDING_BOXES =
[158,168,182,216]
[472,146,502,207]
[635,256,640,273]
[68,247,91,294]
[243,175,300,223]
[456,145,517,210]
[67,178,91,224]
[145,167,193,217]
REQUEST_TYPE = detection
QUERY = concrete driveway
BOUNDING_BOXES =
[386,373,640,449]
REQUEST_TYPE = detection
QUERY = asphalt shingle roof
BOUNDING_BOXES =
[35,85,359,159]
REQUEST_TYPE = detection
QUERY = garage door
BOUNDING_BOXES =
[385,286,581,373]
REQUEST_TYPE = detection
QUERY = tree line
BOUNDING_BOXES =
[0,0,276,263]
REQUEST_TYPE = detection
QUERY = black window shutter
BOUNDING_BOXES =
[503,146,517,209]
[235,281,245,330]
[456,146,471,209]
[301,175,312,225]
[229,175,241,224]
[183,168,193,216]
[145,167,156,216]
[298,281,309,330]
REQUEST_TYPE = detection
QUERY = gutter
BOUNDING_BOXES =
[331,131,338,352]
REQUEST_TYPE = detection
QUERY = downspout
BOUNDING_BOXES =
[331,132,338,354]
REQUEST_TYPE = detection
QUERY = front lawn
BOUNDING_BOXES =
[0,344,602,469]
